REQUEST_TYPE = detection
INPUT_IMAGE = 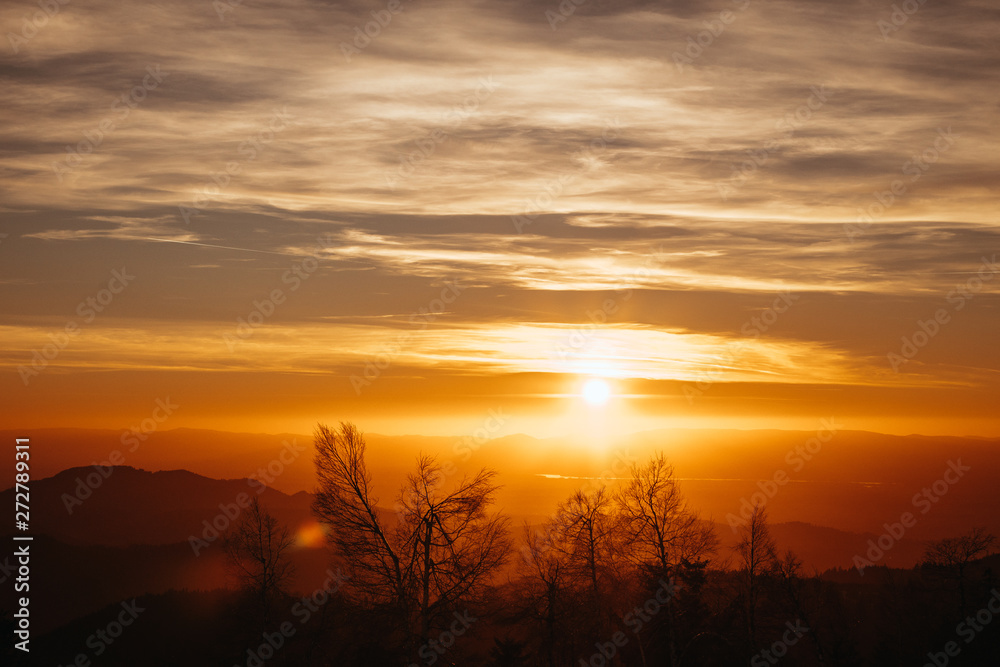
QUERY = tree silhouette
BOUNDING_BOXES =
[487,637,529,666]
[774,549,827,664]
[617,454,718,573]
[531,486,629,660]
[518,523,569,667]
[550,487,623,605]
[617,453,717,665]
[733,502,777,651]
[923,526,996,615]
[312,421,510,656]
[397,454,511,645]
[223,495,294,631]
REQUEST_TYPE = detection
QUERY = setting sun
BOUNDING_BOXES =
[582,379,612,406]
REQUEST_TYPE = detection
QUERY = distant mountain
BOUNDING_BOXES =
[0,427,319,495]
[713,520,927,573]
[0,468,335,636]
[0,462,988,639]
[4,463,935,574]
[4,426,999,541]
[0,465,313,546]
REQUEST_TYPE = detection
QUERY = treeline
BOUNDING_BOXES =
[216,422,999,667]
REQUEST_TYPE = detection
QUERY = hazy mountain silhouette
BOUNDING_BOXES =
[4,427,999,541]
[1,461,996,665]
[0,466,312,546]
[0,468,331,635]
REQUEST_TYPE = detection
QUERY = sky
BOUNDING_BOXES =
[1,0,998,439]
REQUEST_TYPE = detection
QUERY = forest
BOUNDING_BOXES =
[200,422,999,667]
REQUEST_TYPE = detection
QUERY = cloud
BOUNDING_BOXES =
[0,318,923,389]
[1,0,998,431]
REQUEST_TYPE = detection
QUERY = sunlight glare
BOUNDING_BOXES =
[582,378,612,406]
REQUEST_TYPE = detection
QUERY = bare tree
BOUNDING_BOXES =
[923,527,997,614]
[397,455,512,644]
[312,422,511,653]
[617,453,718,574]
[518,523,568,667]
[312,423,405,608]
[550,486,622,604]
[223,495,295,629]
[733,502,777,650]
[617,453,718,666]
[774,549,826,664]
[541,484,633,659]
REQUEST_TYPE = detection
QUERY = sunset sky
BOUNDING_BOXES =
[2,0,998,439]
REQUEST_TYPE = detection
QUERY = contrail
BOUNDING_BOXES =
[142,237,302,257]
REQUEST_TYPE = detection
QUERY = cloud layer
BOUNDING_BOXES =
[1,0,998,433]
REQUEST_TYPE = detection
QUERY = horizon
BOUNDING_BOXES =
[7,416,1000,442]
[10,424,999,543]
[17,421,1000,440]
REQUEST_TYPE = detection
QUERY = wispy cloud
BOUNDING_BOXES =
[1,0,998,431]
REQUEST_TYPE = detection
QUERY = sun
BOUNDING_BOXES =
[582,378,612,406]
